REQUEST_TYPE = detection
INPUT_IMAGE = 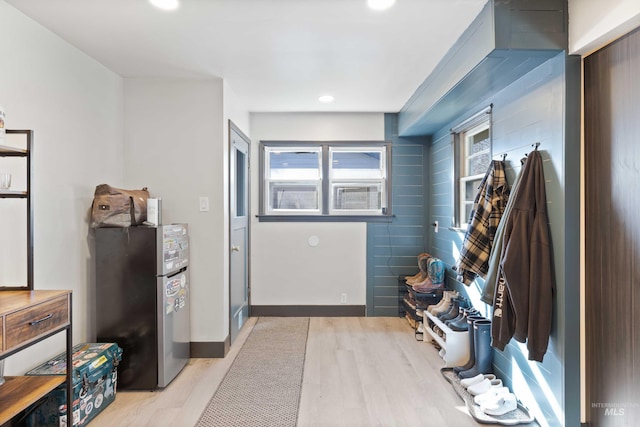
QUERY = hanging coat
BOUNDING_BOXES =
[491,150,555,363]
[480,160,525,305]
[455,160,509,285]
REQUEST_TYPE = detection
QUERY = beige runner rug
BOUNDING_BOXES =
[197,317,310,427]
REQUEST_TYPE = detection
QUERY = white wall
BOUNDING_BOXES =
[249,113,384,307]
[569,0,640,55]
[0,2,251,361]
[223,81,250,140]
[123,78,230,343]
[221,80,250,337]
[0,1,123,373]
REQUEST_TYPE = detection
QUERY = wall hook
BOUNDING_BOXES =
[501,153,507,161]
[532,142,540,151]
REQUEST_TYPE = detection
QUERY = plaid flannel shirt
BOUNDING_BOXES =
[456,160,509,285]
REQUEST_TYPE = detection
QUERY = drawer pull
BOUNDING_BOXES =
[29,313,53,326]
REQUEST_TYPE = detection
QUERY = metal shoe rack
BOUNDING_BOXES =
[398,276,442,330]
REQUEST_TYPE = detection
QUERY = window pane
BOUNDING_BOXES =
[463,202,474,224]
[332,183,382,211]
[268,150,320,180]
[462,125,490,177]
[469,151,491,176]
[331,150,384,179]
[469,128,490,154]
[236,150,246,217]
[463,177,483,202]
[269,183,319,211]
[459,174,483,229]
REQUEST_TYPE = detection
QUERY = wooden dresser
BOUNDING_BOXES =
[0,290,72,425]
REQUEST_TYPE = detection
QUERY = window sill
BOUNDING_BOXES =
[448,226,467,233]
[257,214,394,223]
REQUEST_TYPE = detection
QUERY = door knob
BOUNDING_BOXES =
[231,245,240,252]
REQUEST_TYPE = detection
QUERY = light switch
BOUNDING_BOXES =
[199,196,210,212]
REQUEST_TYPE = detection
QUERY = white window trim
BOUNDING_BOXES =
[328,145,387,215]
[259,141,392,222]
[264,146,323,215]
[451,106,492,230]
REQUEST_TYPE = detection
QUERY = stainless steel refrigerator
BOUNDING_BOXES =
[95,224,190,390]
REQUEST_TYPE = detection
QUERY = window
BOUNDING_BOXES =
[329,147,386,214]
[265,148,322,214]
[452,107,492,229]
[259,141,391,221]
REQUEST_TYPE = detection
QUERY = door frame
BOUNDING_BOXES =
[228,120,251,342]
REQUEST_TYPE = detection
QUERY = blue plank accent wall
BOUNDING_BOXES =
[366,114,429,316]
[426,52,580,427]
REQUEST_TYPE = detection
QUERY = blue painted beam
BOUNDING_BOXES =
[399,0,567,137]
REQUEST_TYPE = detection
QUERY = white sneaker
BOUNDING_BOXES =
[459,373,496,389]
[473,386,510,405]
[467,378,503,396]
[417,322,424,333]
[481,393,518,416]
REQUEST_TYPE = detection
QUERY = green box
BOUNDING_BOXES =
[25,343,123,426]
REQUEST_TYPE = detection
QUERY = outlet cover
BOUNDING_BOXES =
[340,293,347,304]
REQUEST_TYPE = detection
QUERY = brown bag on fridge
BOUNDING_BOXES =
[90,184,150,228]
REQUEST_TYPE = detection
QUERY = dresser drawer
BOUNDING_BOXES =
[4,295,69,351]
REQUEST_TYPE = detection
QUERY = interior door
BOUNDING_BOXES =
[229,121,250,345]
[584,27,640,425]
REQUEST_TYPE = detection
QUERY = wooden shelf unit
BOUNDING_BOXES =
[0,376,66,422]
[0,290,72,425]
[0,130,33,290]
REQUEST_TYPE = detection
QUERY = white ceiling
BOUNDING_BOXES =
[6,0,486,113]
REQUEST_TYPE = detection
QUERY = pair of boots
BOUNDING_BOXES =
[445,307,479,331]
[405,253,434,285]
[453,317,493,379]
[427,290,458,316]
[437,296,470,322]
[406,254,445,292]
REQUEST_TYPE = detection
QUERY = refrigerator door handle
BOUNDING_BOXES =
[165,267,187,278]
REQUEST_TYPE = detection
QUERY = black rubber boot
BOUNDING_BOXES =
[458,319,493,379]
[453,315,485,374]
[448,309,476,330]
[447,307,479,328]
[444,307,465,326]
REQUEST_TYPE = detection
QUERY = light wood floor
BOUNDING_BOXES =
[89,317,480,427]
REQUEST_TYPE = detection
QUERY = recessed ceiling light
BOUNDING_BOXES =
[367,0,395,11]
[318,95,334,103]
[149,0,179,11]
